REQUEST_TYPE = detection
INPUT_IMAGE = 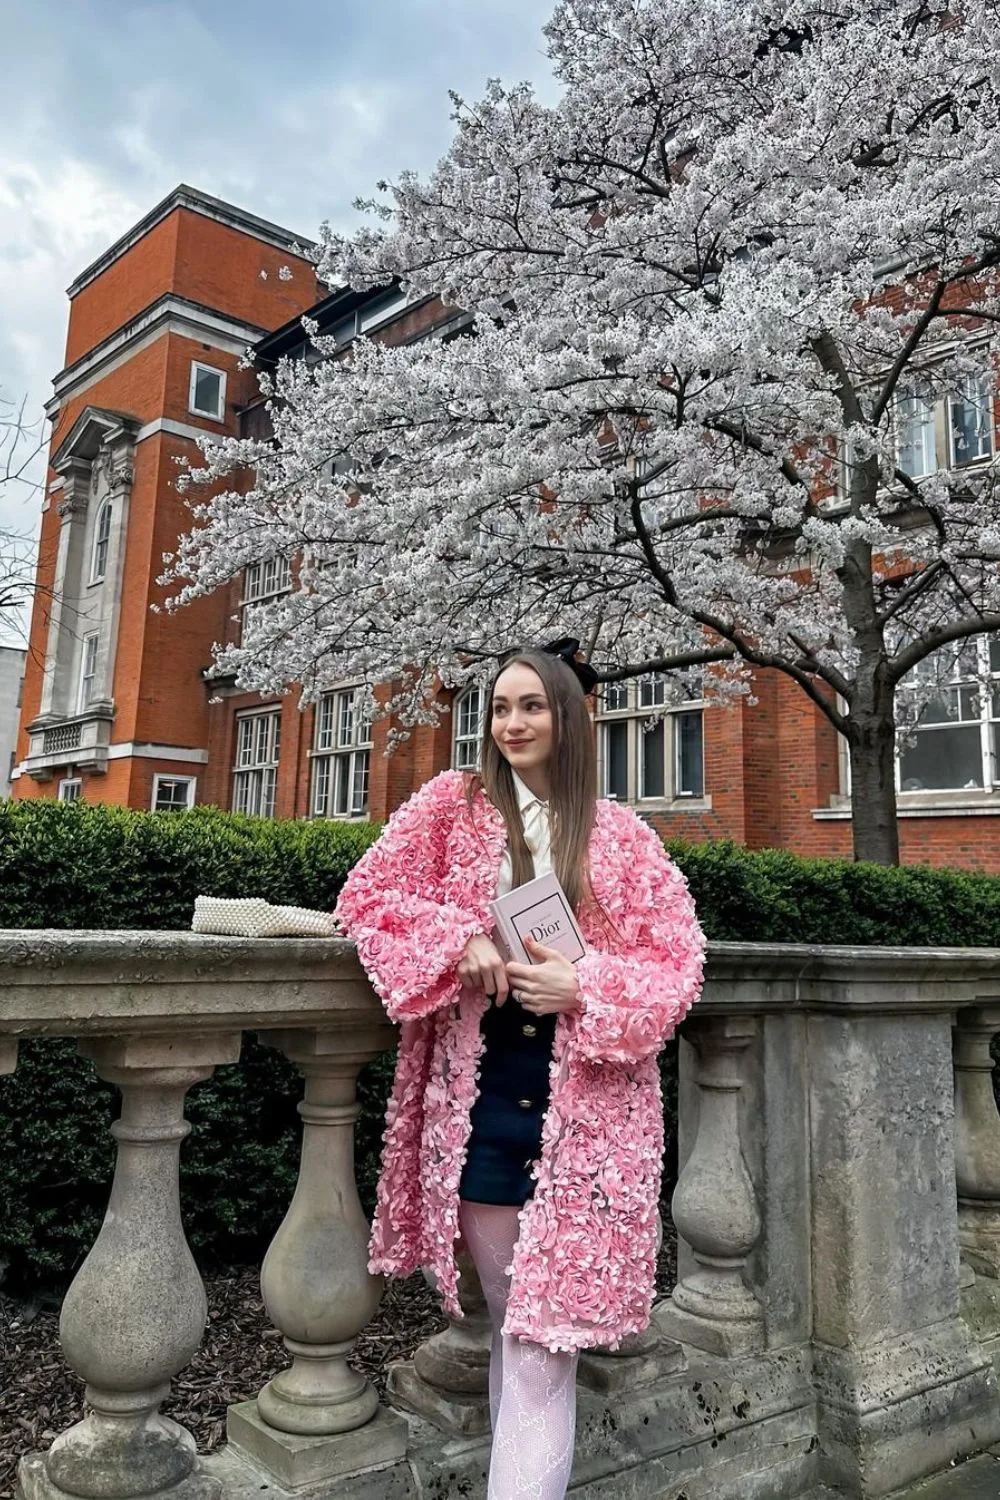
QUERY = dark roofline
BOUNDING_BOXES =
[252,281,398,363]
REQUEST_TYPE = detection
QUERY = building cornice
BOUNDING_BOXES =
[46,294,268,419]
[67,185,316,300]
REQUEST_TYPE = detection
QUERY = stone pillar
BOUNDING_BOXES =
[954,1007,1000,1280]
[658,1016,765,1355]
[807,1010,1000,1497]
[387,1249,492,1436]
[38,457,90,719]
[17,1032,241,1500]
[227,1026,407,1492]
[0,1037,17,1073]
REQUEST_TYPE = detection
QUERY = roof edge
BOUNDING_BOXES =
[67,184,317,300]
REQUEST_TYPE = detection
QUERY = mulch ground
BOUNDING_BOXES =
[0,1228,676,1499]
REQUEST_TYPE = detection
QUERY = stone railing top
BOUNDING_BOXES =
[0,930,381,1037]
[703,940,1000,1014]
[1,933,999,1041]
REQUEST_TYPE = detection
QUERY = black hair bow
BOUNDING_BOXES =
[540,636,599,694]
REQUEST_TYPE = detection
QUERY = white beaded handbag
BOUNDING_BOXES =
[191,895,340,939]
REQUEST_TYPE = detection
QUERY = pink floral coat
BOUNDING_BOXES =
[334,769,705,1353]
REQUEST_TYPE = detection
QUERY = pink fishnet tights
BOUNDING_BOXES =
[459,1199,579,1500]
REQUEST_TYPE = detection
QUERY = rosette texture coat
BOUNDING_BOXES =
[335,769,705,1353]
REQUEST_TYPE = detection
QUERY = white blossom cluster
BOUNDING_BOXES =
[164,0,1000,753]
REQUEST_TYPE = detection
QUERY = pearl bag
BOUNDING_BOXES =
[191,894,340,938]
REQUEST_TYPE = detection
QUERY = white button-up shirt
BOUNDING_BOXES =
[495,769,552,898]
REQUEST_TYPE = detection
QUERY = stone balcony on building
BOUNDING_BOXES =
[4,934,1000,1500]
[23,703,116,778]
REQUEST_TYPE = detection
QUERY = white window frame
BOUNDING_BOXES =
[58,777,82,803]
[452,684,484,771]
[90,497,112,584]
[947,374,995,470]
[893,386,938,479]
[151,774,196,812]
[835,635,1000,807]
[310,686,373,820]
[895,635,1000,797]
[595,675,706,805]
[241,557,292,643]
[892,372,995,482]
[188,361,227,421]
[232,708,281,818]
[78,633,99,713]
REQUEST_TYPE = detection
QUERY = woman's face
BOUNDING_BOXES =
[491,663,554,775]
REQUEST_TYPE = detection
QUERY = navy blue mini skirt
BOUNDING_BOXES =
[458,995,557,1206]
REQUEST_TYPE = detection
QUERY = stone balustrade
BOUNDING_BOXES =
[4,933,1000,1499]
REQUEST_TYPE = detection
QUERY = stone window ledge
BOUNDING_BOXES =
[815,797,1000,821]
[632,795,713,815]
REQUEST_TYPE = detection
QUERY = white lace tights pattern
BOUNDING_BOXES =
[459,1199,579,1500]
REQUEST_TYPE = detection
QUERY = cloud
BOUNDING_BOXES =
[0,0,557,635]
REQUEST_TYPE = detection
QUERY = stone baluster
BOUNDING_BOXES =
[227,1026,407,1493]
[954,1007,1000,1304]
[0,1037,16,1073]
[387,1248,492,1436]
[657,1015,765,1355]
[18,1032,241,1500]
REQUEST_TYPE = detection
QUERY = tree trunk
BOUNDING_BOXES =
[847,697,900,865]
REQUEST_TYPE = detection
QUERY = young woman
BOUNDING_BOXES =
[335,639,705,1500]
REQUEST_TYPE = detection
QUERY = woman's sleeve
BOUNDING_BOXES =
[334,771,486,1023]
[570,810,706,1065]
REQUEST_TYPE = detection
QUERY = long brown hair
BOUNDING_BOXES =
[463,648,611,926]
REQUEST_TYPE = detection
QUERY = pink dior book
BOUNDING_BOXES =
[488,869,587,966]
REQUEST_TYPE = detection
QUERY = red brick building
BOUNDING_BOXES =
[14,186,1000,871]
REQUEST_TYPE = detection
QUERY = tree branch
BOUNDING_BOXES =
[890,614,1000,684]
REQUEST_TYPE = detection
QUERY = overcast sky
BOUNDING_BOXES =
[0,0,556,642]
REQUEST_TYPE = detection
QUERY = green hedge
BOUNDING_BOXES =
[2,799,1000,1294]
[669,838,1000,947]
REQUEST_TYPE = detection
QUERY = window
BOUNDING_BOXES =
[152,775,195,812]
[232,709,281,818]
[897,636,1000,794]
[948,375,994,468]
[596,675,705,802]
[452,685,483,771]
[241,556,292,641]
[91,499,111,583]
[78,634,99,713]
[245,557,292,601]
[311,687,372,818]
[892,373,995,482]
[894,388,937,479]
[58,778,82,803]
[188,362,227,421]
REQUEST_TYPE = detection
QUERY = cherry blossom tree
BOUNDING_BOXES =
[168,0,1000,864]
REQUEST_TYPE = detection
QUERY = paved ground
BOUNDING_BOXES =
[890,1452,1000,1498]
[801,1452,1000,1498]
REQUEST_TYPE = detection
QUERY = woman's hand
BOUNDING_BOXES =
[457,934,511,1004]
[506,936,582,1016]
